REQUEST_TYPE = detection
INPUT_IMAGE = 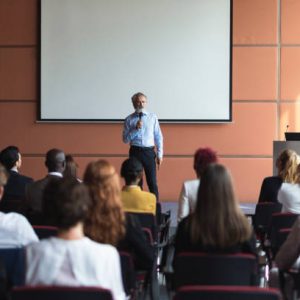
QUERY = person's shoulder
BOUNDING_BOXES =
[262,176,282,184]
[184,179,199,188]
[139,190,156,201]
[4,211,29,223]
[124,112,135,121]
[84,237,118,254]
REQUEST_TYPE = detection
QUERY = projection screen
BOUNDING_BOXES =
[40,0,232,122]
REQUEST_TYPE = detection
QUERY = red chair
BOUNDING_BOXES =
[269,213,298,257]
[11,286,113,300]
[118,251,136,297]
[173,252,258,289]
[173,285,281,300]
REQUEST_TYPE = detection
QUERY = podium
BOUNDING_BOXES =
[273,141,300,175]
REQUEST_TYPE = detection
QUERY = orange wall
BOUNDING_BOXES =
[1,0,299,203]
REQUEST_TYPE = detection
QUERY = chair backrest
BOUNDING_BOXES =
[129,212,157,241]
[0,248,25,287]
[118,251,136,297]
[253,202,282,236]
[269,212,298,255]
[142,227,154,245]
[32,225,58,239]
[173,252,258,289]
[173,285,281,300]
[11,286,113,300]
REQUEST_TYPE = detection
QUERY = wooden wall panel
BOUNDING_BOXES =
[0,102,277,156]
[0,0,37,45]
[233,0,277,44]
[281,0,300,44]
[0,102,127,154]
[163,103,277,156]
[0,48,36,100]
[281,47,300,100]
[232,47,277,100]
[279,103,300,140]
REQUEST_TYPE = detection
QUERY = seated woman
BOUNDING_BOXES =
[25,178,125,300]
[83,160,154,271]
[278,162,300,214]
[177,147,217,222]
[258,149,299,203]
[175,163,255,255]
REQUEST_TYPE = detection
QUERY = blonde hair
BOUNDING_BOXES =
[83,160,125,246]
[277,149,300,183]
[190,164,252,248]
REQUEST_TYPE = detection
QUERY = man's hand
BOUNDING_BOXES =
[136,120,143,130]
[157,157,163,170]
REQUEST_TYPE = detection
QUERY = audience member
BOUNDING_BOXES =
[174,163,255,255]
[275,216,300,271]
[84,160,154,270]
[177,147,217,222]
[0,146,33,213]
[25,177,125,300]
[25,148,66,224]
[63,154,80,181]
[278,163,300,213]
[0,163,38,247]
[258,149,299,203]
[120,157,156,215]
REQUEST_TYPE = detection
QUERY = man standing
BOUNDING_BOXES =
[123,92,163,201]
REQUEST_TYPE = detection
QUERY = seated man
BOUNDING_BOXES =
[120,158,156,215]
[0,163,38,247]
[25,148,66,225]
[0,146,33,213]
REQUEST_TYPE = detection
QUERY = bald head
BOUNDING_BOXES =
[45,149,66,173]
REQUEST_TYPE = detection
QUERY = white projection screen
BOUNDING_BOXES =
[40,0,232,122]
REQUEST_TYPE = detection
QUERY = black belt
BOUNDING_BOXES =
[130,145,155,151]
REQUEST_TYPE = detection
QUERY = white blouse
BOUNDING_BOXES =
[26,237,125,300]
[177,179,200,222]
[278,183,300,214]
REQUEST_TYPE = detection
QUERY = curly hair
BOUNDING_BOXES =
[277,149,300,183]
[83,160,126,246]
[193,147,218,177]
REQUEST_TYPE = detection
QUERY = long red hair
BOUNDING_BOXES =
[83,160,126,246]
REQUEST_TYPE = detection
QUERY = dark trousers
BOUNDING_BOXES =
[129,146,159,201]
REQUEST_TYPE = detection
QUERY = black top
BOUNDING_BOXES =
[258,176,283,203]
[0,170,33,213]
[174,216,256,256]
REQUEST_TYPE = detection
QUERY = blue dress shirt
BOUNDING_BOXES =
[123,111,163,159]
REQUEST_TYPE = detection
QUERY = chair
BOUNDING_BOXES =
[0,248,25,287]
[173,285,281,300]
[253,202,282,243]
[173,252,258,289]
[269,213,298,257]
[32,225,58,239]
[129,212,157,242]
[118,251,136,297]
[11,286,113,300]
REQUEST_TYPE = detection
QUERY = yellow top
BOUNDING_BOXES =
[121,186,156,215]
